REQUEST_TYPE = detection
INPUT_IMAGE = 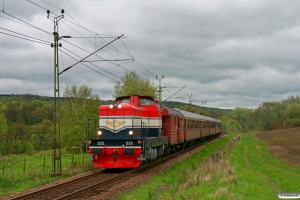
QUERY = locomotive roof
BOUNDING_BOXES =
[162,106,184,117]
[116,95,157,100]
[175,108,221,123]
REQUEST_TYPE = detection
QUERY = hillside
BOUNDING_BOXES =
[0,94,232,117]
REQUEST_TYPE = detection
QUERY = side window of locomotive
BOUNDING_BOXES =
[156,102,162,111]
[140,98,154,106]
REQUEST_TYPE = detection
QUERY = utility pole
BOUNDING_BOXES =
[187,93,193,105]
[47,9,65,177]
[156,75,166,102]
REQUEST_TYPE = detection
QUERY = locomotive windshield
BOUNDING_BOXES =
[139,98,154,106]
[117,98,130,104]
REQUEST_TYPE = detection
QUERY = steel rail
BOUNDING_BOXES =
[9,169,104,200]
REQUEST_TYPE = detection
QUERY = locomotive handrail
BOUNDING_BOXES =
[141,121,146,154]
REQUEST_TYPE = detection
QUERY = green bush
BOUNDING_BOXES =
[0,176,14,192]
[24,142,34,155]
[66,146,81,154]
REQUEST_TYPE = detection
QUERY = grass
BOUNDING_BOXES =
[0,150,94,196]
[118,132,300,200]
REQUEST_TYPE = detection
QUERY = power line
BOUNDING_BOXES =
[26,0,47,11]
[59,48,119,82]
[61,39,132,74]
[24,0,182,94]
[0,10,51,35]
[26,0,156,83]
[0,13,34,28]
[59,34,124,75]
[0,27,51,44]
[0,31,50,45]
[60,47,121,80]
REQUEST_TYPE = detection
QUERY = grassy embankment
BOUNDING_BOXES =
[118,132,300,200]
[0,150,93,196]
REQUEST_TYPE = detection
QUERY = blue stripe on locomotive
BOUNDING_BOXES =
[99,127,161,139]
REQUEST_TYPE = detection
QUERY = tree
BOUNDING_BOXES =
[4,102,19,122]
[284,103,300,128]
[31,100,44,107]
[179,105,210,116]
[20,103,35,125]
[220,115,243,133]
[31,107,48,124]
[0,113,8,154]
[230,107,255,132]
[62,84,100,147]
[254,102,279,131]
[34,119,53,150]
[113,71,157,98]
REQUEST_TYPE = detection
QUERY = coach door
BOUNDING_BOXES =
[176,116,182,143]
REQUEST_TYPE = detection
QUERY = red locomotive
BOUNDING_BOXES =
[88,95,221,169]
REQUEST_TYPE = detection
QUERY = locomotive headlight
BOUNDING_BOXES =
[109,104,113,109]
[118,104,122,109]
[97,130,102,135]
[129,130,133,135]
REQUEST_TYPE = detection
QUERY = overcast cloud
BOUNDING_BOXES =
[1,0,300,109]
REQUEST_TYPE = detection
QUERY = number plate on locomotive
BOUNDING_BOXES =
[126,141,133,145]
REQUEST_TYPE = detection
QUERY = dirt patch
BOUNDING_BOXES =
[256,127,300,167]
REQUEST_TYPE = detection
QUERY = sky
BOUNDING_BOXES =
[1,0,300,109]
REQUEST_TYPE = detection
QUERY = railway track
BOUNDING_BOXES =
[7,169,116,200]
[9,133,224,200]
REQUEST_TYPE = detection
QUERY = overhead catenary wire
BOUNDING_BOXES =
[25,0,154,83]
[21,0,190,104]
[0,31,50,45]
[0,13,35,28]
[61,46,121,80]
[59,48,119,82]
[59,34,124,75]
[59,46,69,90]
[26,0,47,11]
[0,10,51,35]
[61,39,132,74]
[25,0,162,82]
[0,26,51,44]
[22,0,138,82]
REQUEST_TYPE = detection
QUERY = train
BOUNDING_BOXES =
[88,95,222,169]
